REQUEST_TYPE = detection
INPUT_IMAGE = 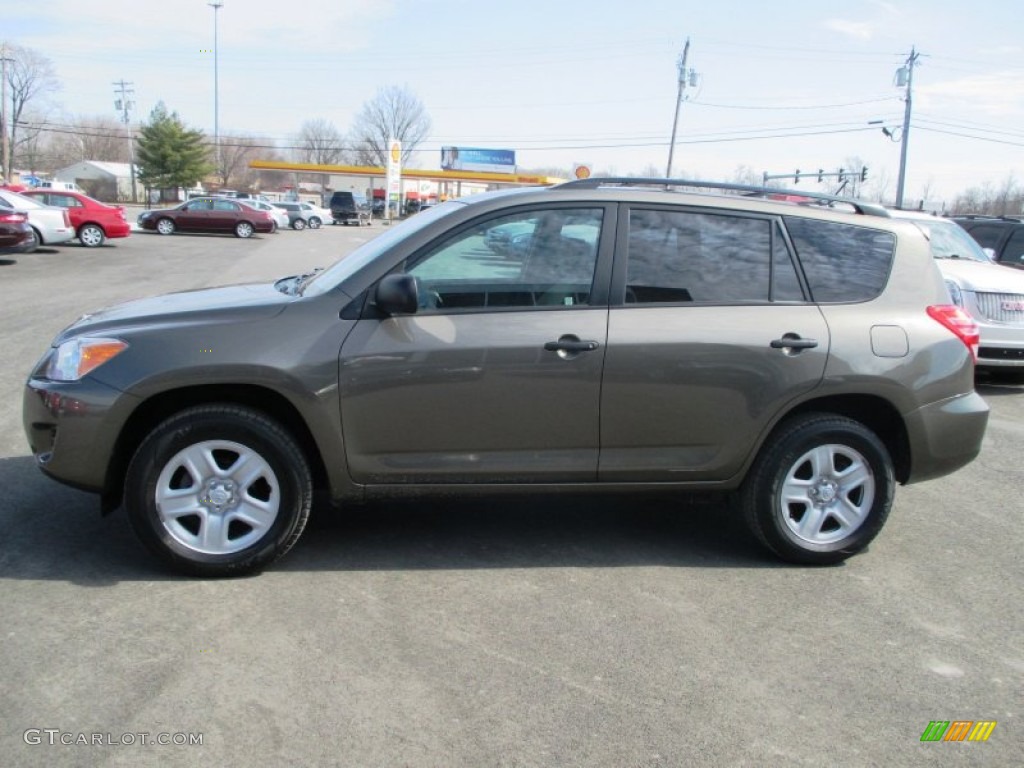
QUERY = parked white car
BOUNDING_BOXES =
[237,199,289,232]
[302,201,334,227]
[0,188,76,248]
[892,210,1024,374]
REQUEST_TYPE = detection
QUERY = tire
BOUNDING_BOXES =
[235,221,254,238]
[79,223,105,247]
[739,414,894,565]
[308,217,321,229]
[124,405,313,577]
[28,227,41,250]
[156,218,175,235]
[292,218,306,231]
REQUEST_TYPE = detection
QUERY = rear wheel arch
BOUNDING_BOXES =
[751,394,911,485]
[104,384,330,513]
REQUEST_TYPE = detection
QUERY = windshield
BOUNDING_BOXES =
[301,201,465,296]
[906,218,989,262]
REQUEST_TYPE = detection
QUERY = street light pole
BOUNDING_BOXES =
[894,47,919,209]
[1,44,12,182]
[209,0,223,184]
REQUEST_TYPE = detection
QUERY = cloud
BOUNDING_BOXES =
[918,71,1024,117]
[823,19,874,41]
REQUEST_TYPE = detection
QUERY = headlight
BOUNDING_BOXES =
[944,280,963,307]
[46,337,128,381]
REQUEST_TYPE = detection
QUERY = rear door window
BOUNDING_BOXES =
[624,208,800,304]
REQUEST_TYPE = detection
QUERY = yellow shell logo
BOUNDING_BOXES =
[390,143,400,163]
[574,165,591,179]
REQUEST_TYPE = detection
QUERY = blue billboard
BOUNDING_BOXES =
[441,146,516,174]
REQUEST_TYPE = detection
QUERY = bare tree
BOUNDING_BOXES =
[3,44,61,172]
[216,133,267,189]
[349,86,431,167]
[295,119,345,166]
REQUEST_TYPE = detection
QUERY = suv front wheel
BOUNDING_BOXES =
[740,414,894,565]
[124,405,313,576]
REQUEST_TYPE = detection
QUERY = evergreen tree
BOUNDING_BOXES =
[136,102,212,190]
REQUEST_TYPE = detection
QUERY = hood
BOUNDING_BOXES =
[935,258,1024,294]
[56,282,292,342]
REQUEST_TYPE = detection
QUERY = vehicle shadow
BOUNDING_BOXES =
[0,454,783,584]
[0,258,17,266]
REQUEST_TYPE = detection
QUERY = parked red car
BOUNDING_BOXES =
[137,197,275,238]
[20,189,131,248]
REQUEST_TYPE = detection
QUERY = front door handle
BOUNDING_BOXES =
[770,335,819,350]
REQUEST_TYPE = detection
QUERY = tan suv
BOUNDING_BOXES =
[24,178,989,575]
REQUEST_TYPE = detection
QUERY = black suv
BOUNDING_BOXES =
[953,215,1024,270]
[329,191,372,226]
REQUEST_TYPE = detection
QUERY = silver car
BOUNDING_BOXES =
[23,179,989,576]
[0,188,76,248]
[891,210,1024,375]
[238,199,289,232]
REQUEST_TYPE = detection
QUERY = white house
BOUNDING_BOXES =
[53,161,139,202]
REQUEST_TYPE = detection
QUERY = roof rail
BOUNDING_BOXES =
[555,176,891,218]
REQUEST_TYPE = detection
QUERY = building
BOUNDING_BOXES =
[53,161,138,202]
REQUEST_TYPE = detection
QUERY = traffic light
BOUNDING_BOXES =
[793,169,800,184]
[861,166,868,182]
[817,169,824,183]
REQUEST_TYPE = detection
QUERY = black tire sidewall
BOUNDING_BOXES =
[125,407,311,576]
[745,417,894,563]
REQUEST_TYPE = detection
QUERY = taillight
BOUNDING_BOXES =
[117,206,126,221]
[0,211,27,224]
[62,210,72,227]
[927,304,979,361]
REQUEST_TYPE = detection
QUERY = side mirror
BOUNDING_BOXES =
[375,274,419,315]
[982,247,996,261]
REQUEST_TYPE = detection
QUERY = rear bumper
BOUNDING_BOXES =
[904,390,989,484]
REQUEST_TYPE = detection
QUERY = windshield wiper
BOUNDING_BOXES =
[295,267,324,295]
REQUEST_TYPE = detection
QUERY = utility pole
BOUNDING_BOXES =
[665,38,691,179]
[894,47,920,209]
[113,79,138,202]
[1,43,12,182]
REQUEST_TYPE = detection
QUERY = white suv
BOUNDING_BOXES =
[891,210,1024,376]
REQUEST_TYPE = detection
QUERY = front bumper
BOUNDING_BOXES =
[23,376,140,494]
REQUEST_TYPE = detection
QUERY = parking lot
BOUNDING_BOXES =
[1,225,1021,766]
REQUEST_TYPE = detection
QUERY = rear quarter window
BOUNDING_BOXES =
[783,216,895,303]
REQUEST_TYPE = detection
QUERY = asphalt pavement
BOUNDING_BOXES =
[1,224,1021,767]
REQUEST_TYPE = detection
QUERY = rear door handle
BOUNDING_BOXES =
[770,335,818,350]
[544,339,600,353]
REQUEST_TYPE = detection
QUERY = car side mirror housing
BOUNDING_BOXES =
[982,247,996,261]
[375,274,419,315]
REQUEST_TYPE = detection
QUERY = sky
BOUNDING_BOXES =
[6,0,1024,205]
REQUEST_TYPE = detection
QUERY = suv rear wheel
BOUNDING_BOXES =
[740,414,894,564]
[124,405,313,576]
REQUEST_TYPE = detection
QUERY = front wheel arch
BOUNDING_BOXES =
[104,386,332,515]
